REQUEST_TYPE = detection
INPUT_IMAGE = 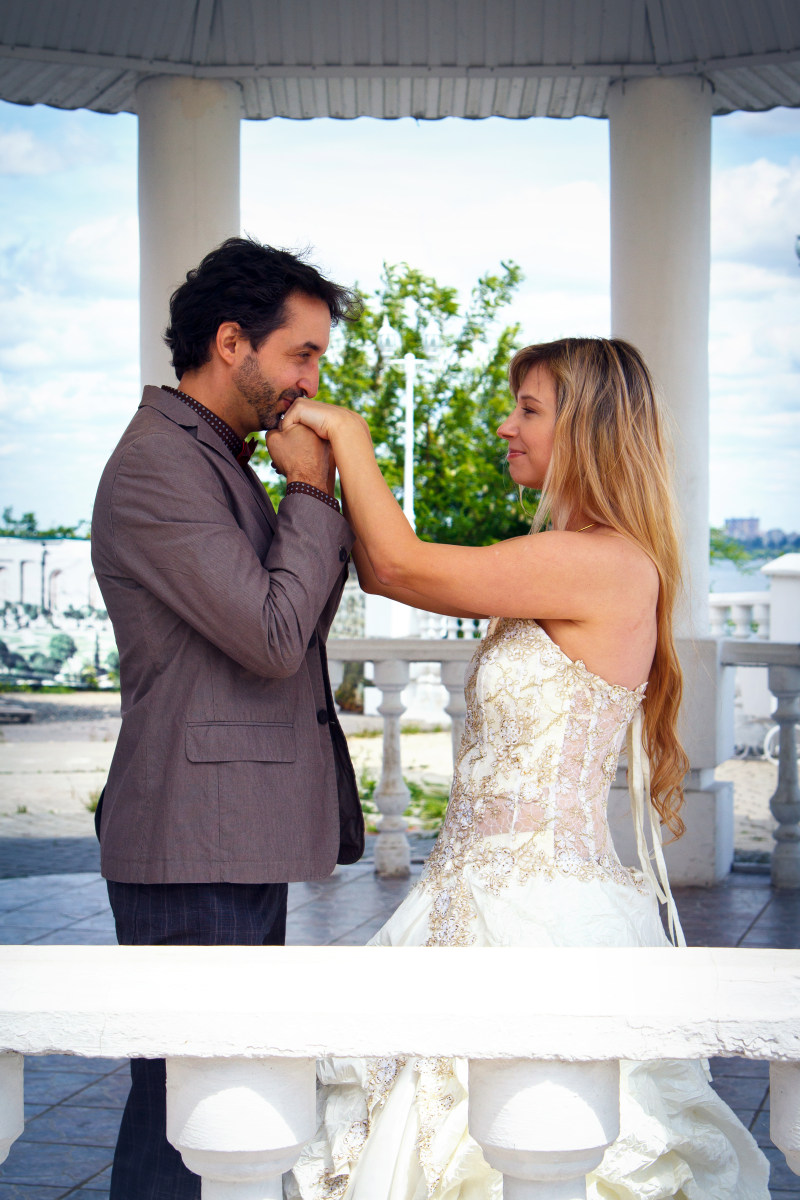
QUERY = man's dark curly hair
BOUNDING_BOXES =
[164,237,362,379]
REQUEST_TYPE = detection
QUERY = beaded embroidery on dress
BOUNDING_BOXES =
[286,618,769,1200]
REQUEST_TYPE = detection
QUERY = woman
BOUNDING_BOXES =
[272,338,769,1199]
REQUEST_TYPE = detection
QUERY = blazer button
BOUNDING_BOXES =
[338,546,348,563]
[316,708,329,725]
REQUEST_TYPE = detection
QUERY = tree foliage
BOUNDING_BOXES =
[709,527,753,567]
[1,507,89,540]
[253,262,535,545]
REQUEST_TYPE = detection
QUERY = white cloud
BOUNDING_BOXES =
[0,129,65,175]
[0,118,109,176]
[0,294,138,375]
[712,157,800,271]
[0,215,138,300]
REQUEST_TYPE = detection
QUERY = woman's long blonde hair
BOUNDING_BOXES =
[508,337,689,837]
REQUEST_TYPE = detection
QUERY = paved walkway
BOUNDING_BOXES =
[0,694,798,1197]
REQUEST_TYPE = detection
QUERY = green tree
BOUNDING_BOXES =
[49,633,78,666]
[1,507,90,539]
[710,527,753,568]
[252,262,535,545]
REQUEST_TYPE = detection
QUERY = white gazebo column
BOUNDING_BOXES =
[136,76,242,389]
[607,75,713,636]
[607,78,735,885]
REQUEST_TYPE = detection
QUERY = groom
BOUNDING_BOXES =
[91,237,364,1198]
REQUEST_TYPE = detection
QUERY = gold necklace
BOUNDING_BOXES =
[576,522,596,532]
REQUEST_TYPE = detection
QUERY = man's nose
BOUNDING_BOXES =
[299,367,319,399]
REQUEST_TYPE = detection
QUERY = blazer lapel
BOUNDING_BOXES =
[139,386,277,532]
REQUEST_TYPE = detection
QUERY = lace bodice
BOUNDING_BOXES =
[421,618,648,946]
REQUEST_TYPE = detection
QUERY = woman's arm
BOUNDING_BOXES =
[270,402,641,623]
[344,500,488,619]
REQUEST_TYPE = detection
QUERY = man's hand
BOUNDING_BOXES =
[266,421,333,493]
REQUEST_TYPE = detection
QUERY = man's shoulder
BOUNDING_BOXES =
[102,392,201,471]
[93,394,217,530]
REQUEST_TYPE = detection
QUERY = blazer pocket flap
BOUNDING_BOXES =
[186,722,296,763]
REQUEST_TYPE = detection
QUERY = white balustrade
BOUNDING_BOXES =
[469,1058,620,1198]
[372,658,412,876]
[721,641,800,889]
[329,638,477,877]
[0,1054,22,1166]
[166,1056,316,1199]
[1,946,799,1194]
[709,592,771,639]
[332,635,800,888]
[771,1062,800,1175]
[441,657,468,762]
[767,663,800,889]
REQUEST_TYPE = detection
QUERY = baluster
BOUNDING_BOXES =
[708,602,727,637]
[372,659,411,877]
[731,602,754,639]
[767,664,800,889]
[166,1056,315,1198]
[327,658,344,712]
[753,601,771,640]
[469,1059,620,1198]
[0,1052,23,1166]
[442,658,467,766]
[770,1061,800,1176]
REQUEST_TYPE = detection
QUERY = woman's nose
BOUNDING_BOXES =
[496,414,515,440]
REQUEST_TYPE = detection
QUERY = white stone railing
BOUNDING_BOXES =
[721,639,800,889]
[709,591,771,638]
[328,637,477,876]
[329,636,800,891]
[0,945,798,1198]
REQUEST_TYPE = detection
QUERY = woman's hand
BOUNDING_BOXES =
[278,398,367,444]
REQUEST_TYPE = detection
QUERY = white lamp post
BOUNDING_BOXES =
[377,315,442,531]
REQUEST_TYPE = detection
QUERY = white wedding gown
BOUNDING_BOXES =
[287,618,770,1200]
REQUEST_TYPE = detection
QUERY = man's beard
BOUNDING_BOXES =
[234,354,303,431]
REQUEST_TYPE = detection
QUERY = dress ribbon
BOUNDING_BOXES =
[627,707,686,948]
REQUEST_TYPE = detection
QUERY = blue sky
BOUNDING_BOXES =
[0,99,798,532]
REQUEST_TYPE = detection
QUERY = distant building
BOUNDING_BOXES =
[724,518,760,540]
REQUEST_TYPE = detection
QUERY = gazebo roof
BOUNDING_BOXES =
[1,0,799,121]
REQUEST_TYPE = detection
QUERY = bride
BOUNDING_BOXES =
[269,337,769,1200]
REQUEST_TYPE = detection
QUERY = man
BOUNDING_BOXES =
[91,237,365,1198]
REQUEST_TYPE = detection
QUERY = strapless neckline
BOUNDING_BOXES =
[491,617,648,700]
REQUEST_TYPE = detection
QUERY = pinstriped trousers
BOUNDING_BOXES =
[106,880,288,1200]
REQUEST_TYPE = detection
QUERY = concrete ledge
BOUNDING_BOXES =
[0,945,798,1062]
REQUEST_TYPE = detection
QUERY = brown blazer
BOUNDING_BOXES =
[91,386,363,884]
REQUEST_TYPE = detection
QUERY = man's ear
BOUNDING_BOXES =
[215,322,243,366]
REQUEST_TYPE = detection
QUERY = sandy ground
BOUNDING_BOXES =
[0,692,779,852]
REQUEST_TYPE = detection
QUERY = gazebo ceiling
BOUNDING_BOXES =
[0,0,799,121]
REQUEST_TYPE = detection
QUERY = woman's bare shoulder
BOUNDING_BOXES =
[530,527,659,600]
